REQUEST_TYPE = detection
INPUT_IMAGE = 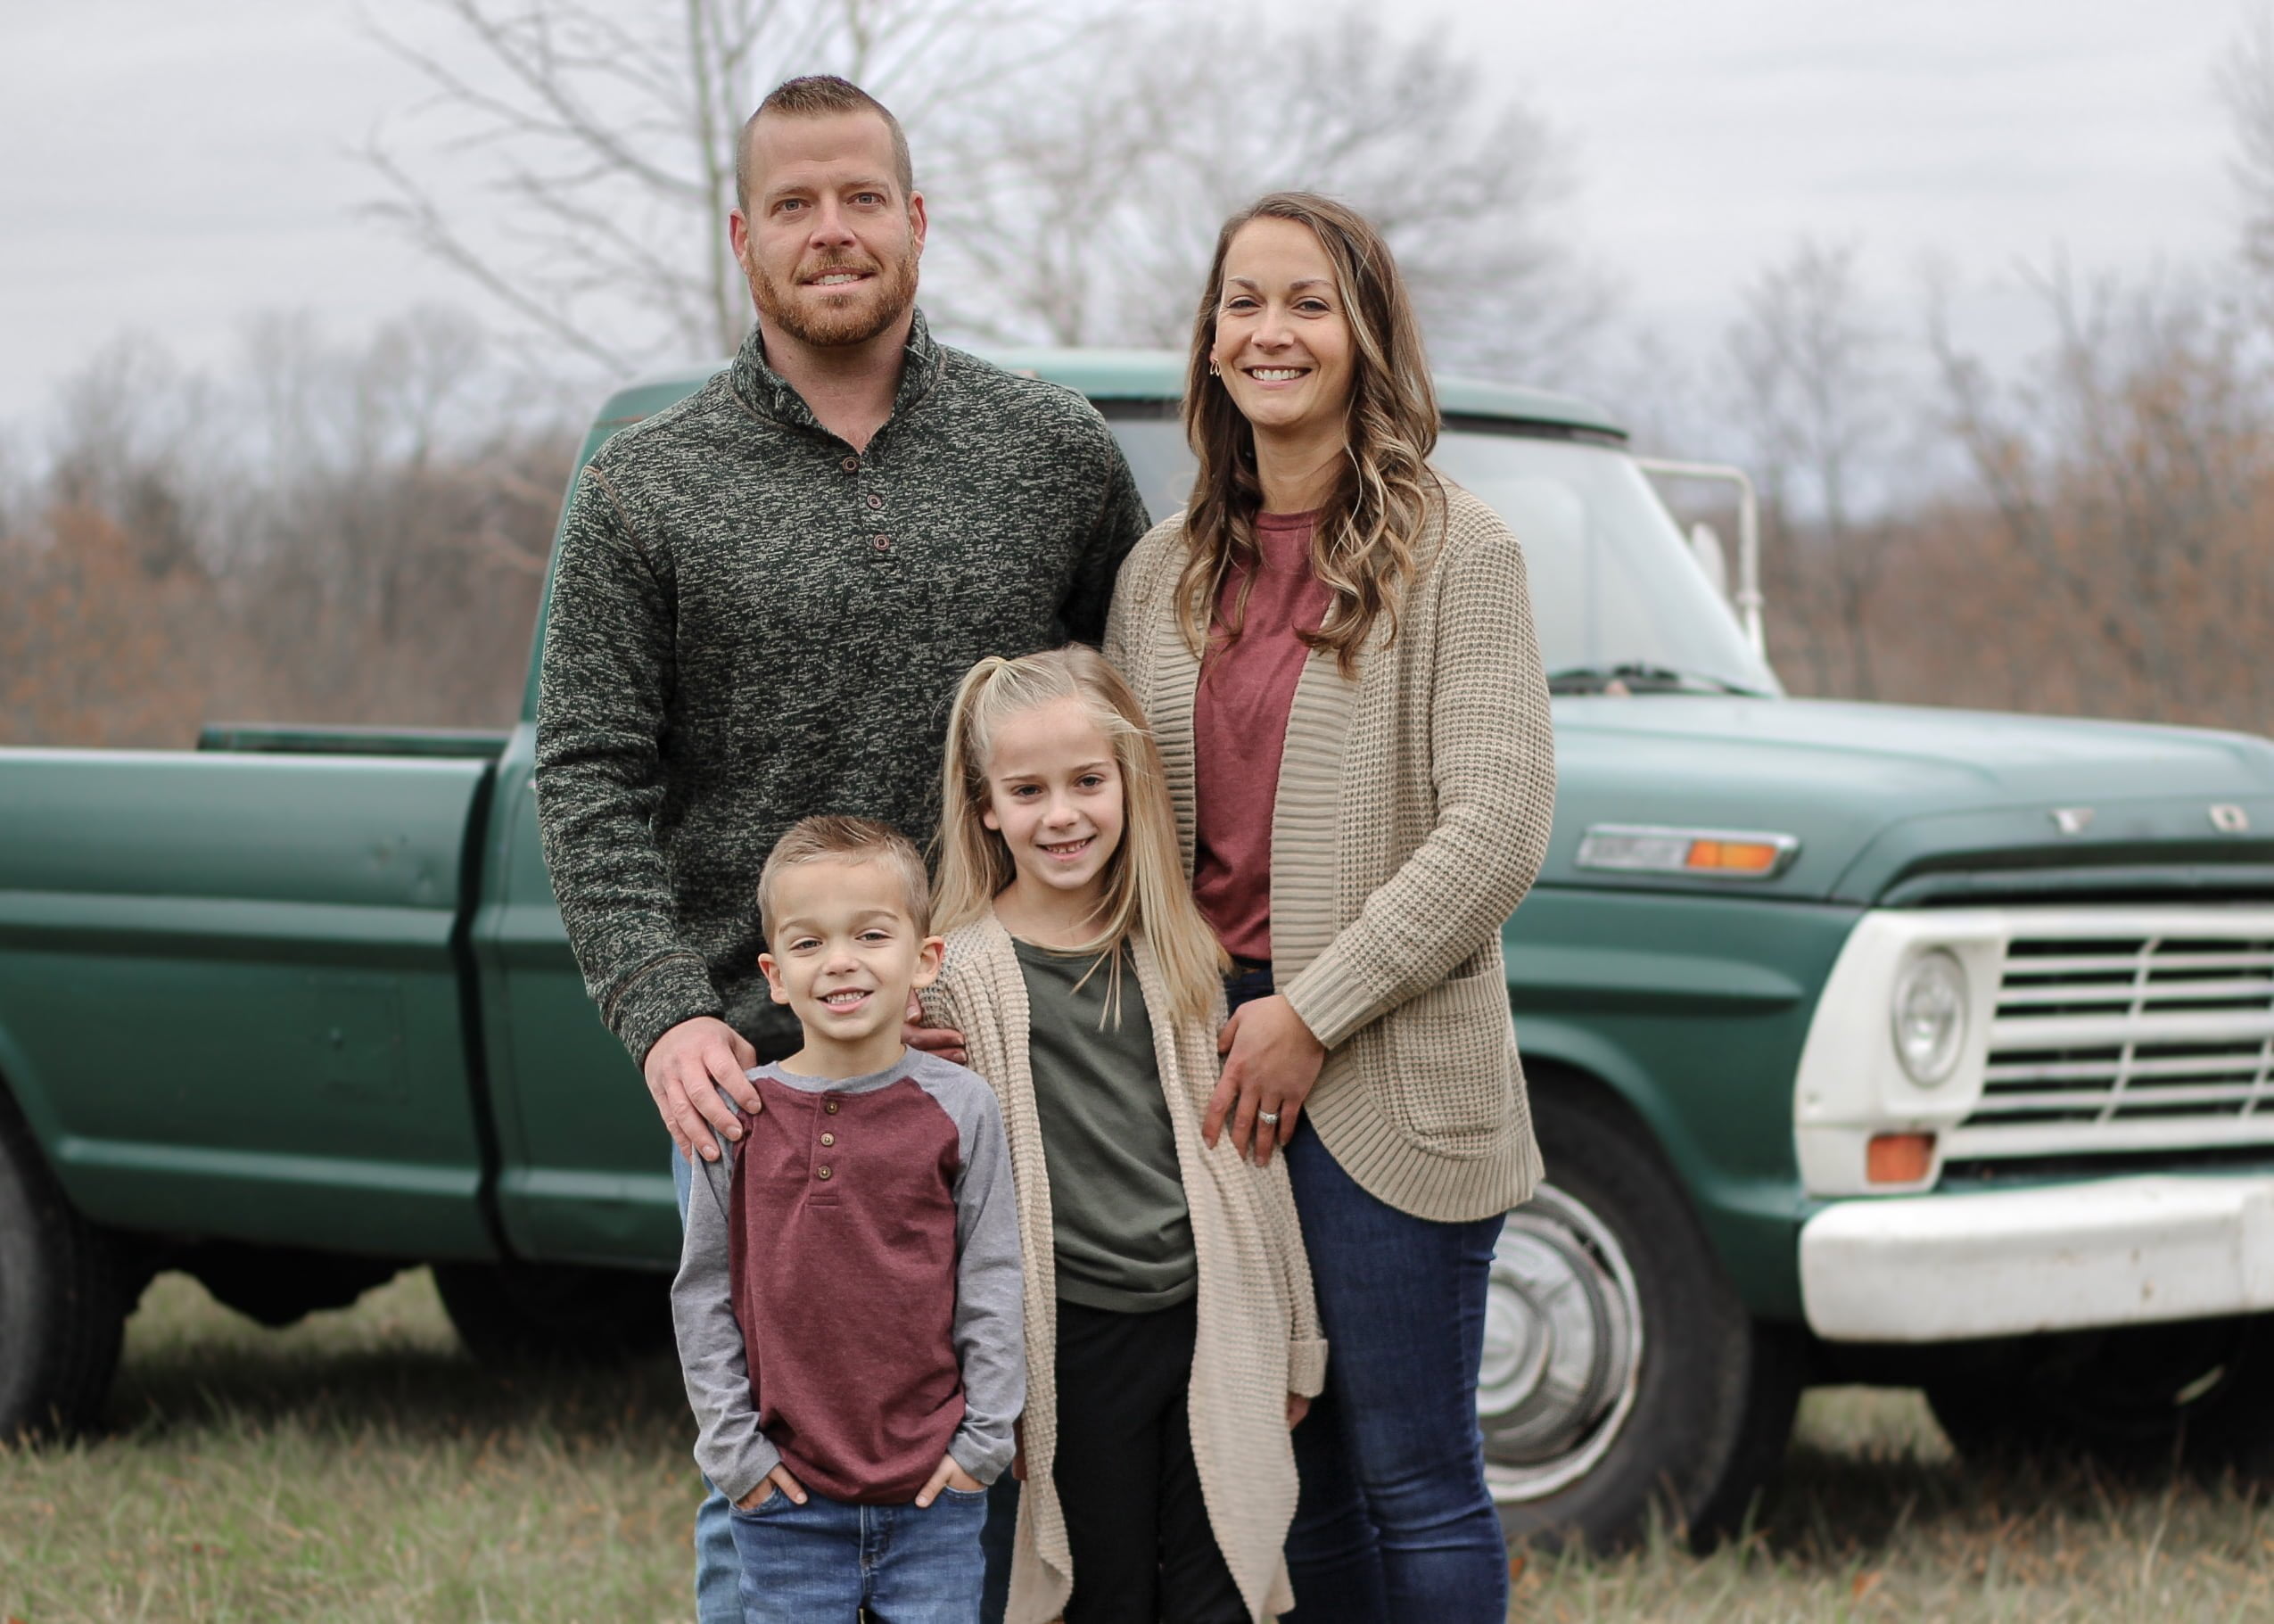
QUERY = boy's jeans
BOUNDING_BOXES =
[673,1148,742,1624]
[730,1484,989,1623]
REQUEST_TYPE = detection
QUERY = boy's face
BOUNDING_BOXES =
[758,857,942,1049]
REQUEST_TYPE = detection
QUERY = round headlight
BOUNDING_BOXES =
[1891,949,1968,1086]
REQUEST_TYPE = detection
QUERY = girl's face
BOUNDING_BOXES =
[980,696,1126,907]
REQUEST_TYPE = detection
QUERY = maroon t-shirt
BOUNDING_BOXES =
[1192,510,1331,961]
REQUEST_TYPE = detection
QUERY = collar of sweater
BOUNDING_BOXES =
[729,307,943,437]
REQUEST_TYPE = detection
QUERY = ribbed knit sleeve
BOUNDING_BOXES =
[1280,502,1556,1049]
[1259,1150,1328,1397]
[534,466,722,1063]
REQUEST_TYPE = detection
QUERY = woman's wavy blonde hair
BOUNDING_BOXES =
[1179,192,1445,676]
[933,647,1227,1022]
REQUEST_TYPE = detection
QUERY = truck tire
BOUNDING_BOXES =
[0,1096,131,1441]
[1487,1077,1800,1552]
[1926,1313,2274,1477]
[433,1260,674,1366]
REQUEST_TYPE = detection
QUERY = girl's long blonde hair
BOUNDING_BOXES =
[934,646,1228,1022]
[1178,191,1446,677]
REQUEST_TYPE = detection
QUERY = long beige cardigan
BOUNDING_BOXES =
[925,916,1328,1624]
[1104,482,1556,1223]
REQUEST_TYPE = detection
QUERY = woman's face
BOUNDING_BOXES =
[1209,216,1355,443]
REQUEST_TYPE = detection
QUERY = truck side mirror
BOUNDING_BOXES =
[1689,522,1730,601]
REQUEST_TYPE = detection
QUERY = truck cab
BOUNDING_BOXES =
[4,349,2272,1549]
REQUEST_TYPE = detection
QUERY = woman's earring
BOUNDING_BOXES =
[1207,358,1221,378]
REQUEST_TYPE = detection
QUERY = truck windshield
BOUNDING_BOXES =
[1104,416,1781,698]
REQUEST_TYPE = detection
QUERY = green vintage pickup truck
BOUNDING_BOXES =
[7,351,2274,1548]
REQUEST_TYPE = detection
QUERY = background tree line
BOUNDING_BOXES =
[6,0,2274,745]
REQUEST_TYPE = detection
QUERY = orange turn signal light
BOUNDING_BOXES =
[1685,838,1784,875]
[1866,1132,1936,1185]
[1576,825,1799,881]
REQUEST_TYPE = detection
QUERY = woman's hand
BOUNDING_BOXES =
[1286,1393,1311,1429]
[1206,994,1325,1166]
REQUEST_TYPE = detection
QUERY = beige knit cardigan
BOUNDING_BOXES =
[924,915,1329,1624]
[1103,481,1556,1224]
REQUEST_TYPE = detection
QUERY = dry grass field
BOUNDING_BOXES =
[4,1270,2271,1622]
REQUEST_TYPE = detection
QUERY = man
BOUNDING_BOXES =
[534,74,1147,1622]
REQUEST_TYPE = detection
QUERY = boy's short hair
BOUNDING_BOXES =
[758,815,932,936]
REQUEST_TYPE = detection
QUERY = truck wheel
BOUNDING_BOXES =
[1487,1078,1800,1552]
[1926,1314,2274,1476]
[0,1097,132,1441]
[433,1260,674,1366]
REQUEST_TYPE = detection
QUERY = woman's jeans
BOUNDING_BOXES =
[1227,964,1509,1623]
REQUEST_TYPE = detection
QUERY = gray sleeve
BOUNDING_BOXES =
[670,1116,780,1504]
[925,1064,1026,1483]
[533,465,723,1064]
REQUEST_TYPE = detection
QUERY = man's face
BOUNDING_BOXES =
[731,110,926,349]
[758,857,941,1049]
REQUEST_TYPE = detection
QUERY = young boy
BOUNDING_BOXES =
[672,815,1023,1624]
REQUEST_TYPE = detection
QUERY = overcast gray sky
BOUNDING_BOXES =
[0,0,2250,434]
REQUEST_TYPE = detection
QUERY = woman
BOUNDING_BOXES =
[1103,192,1555,1622]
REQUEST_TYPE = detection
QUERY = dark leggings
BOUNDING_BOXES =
[1053,1296,1247,1624]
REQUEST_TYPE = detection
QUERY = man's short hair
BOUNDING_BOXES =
[736,75,915,214]
[758,814,932,936]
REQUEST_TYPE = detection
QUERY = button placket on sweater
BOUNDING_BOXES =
[841,445,895,556]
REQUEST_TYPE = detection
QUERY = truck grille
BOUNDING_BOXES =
[1944,912,2274,1168]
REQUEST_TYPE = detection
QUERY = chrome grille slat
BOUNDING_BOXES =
[1986,1051,2267,1084]
[1998,977,2274,1007]
[2006,950,2274,976]
[1969,1082,2265,1115]
[1948,912,2274,1166]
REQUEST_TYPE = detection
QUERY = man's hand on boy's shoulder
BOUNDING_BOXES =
[647,1015,762,1161]
[737,1463,809,1512]
[913,1453,985,1508]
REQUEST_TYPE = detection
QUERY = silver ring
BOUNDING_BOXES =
[1257,1110,1281,1126]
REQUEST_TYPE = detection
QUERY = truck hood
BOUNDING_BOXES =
[1548,697,2274,903]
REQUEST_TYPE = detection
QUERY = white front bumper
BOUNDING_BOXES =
[1800,1174,2274,1342]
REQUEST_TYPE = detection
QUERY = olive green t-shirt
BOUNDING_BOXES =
[1014,939,1197,1314]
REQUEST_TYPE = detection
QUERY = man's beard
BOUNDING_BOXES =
[752,244,920,348]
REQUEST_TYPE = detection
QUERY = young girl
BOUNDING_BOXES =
[923,645,1326,1624]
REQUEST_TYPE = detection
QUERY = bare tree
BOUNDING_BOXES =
[1,319,576,747]
[2220,10,2274,301]
[1925,261,2272,723]
[1726,240,1894,698]
[364,1,1600,382]
[928,5,1603,379]
[361,0,1061,372]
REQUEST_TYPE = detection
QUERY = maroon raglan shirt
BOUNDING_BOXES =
[671,1048,1024,1507]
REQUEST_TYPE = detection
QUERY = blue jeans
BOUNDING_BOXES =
[674,1148,743,1624]
[729,1483,989,1623]
[1227,965,1509,1624]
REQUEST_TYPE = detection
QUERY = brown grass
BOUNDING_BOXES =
[2,1271,2268,1621]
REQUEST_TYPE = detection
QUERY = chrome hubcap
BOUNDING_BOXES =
[1479,1183,1644,1501]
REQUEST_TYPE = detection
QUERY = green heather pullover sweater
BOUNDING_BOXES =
[534,312,1149,1062]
